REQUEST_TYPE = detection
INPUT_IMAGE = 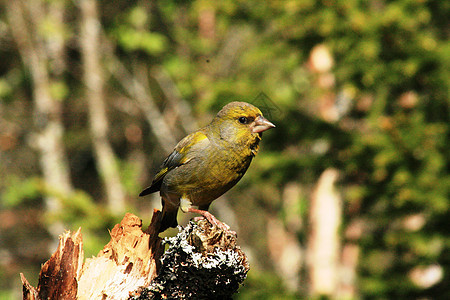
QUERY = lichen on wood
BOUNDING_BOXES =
[21,212,249,300]
[133,220,249,300]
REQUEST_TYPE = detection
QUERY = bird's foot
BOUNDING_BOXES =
[188,208,235,235]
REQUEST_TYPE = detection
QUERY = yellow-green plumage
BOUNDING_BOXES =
[139,101,275,232]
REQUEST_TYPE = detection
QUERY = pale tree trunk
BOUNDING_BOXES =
[308,168,342,297]
[5,0,73,243]
[47,0,67,76]
[79,0,126,214]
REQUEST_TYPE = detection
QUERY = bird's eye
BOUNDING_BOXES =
[238,116,248,124]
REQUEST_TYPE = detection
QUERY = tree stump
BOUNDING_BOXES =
[21,210,249,300]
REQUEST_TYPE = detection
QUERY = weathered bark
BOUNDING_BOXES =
[79,0,126,214]
[21,212,162,300]
[21,228,83,300]
[21,212,249,300]
[77,213,163,299]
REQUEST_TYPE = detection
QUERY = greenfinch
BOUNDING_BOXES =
[139,102,275,232]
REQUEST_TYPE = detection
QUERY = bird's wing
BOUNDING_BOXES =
[139,131,209,196]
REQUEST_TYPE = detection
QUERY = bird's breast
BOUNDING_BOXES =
[162,142,254,206]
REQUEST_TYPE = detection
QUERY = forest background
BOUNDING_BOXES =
[0,0,448,299]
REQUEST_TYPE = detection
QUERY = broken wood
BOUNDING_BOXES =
[21,210,249,300]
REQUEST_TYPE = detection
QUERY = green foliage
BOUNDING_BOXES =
[111,6,168,55]
[1,177,42,208]
[49,81,69,102]
[0,79,12,99]
[114,26,167,55]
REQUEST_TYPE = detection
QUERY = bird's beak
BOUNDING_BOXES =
[252,116,276,133]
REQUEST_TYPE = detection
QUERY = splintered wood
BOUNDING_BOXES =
[21,211,163,300]
[21,228,83,300]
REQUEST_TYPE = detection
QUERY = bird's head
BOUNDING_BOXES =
[210,102,275,147]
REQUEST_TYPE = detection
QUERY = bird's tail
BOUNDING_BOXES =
[159,205,178,233]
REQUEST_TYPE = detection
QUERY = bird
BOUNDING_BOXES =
[139,101,275,233]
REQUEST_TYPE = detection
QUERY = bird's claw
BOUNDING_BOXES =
[191,211,235,235]
[193,216,230,230]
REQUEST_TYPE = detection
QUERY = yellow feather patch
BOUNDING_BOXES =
[178,132,208,157]
[153,167,169,183]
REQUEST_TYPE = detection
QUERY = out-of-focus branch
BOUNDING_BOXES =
[105,52,177,153]
[135,64,184,140]
[151,67,198,133]
[79,0,126,214]
[211,27,251,78]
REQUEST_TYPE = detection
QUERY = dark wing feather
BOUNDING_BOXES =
[139,150,183,196]
[139,131,208,196]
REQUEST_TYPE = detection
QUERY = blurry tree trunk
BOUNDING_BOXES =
[47,0,67,76]
[79,0,126,214]
[5,0,73,241]
[307,168,342,297]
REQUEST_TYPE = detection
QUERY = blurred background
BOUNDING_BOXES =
[0,0,448,299]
